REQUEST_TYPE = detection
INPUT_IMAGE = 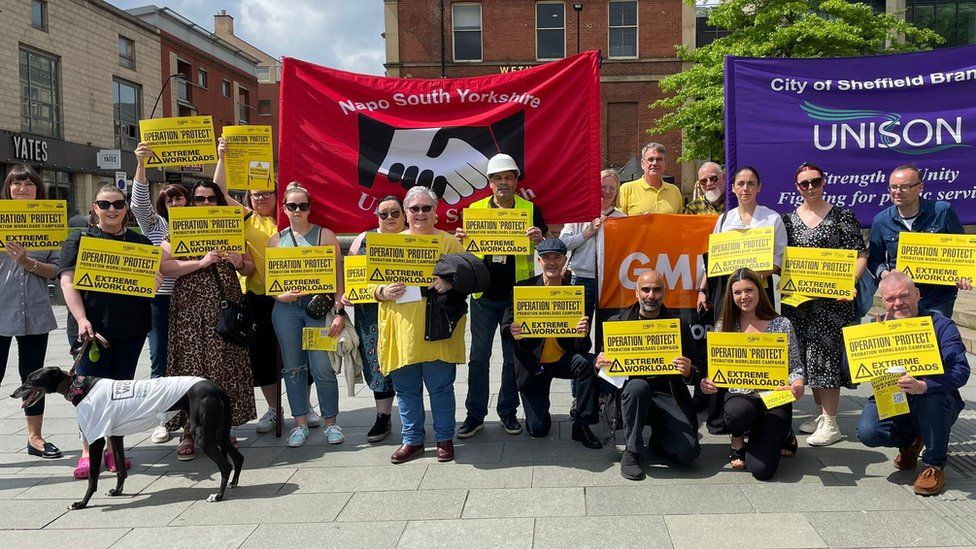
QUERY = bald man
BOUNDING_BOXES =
[683,162,725,215]
[595,270,701,480]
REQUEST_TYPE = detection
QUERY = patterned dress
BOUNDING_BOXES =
[166,260,256,429]
[352,232,393,394]
[781,207,866,389]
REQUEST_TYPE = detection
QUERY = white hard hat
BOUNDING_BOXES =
[486,153,520,177]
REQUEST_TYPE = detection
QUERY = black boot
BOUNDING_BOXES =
[572,422,602,449]
[367,413,391,442]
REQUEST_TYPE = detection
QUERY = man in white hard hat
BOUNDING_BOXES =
[454,153,547,439]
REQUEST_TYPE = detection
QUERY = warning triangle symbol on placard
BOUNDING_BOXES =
[346,288,356,300]
[268,280,283,293]
[174,241,191,255]
[76,273,94,288]
[711,262,723,274]
[783,279,796,292]
[855,363,872,380]
[902,266,914,279]
[149,151,164,166]
[465,240,481,253]
[712,369,728,384]
[0,240,5,250]
[608,359,624,373]
[519,321,530,334]
[369,268,385,282]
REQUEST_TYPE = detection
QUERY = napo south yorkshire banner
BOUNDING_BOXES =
[278,52,602,233]
[725,45,976,226]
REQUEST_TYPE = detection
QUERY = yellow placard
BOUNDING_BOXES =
[780,293,813,308]
[602,319,682,376]
[896,232,976,287]
[167,206,245,257]
[265,246,337,294]
[343,255,375,304]
[0,200,67,251]
[707,226,775,277]
[843,317,944,383]
[301,327,338,351]
[365,232,440,287]
[72,236,160,297]
[778,247,857,299]
[759,389,796,409]
[139,116,217,168]
[222,125,275,191]
[707,331,789,390]
[871,374,910,420]
[462,208,530,255]
[513,286,585,338]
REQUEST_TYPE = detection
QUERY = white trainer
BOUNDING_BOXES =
[256,408,278,434]
[807,415,843,446]
[150,423,170,444]
[798,414,823,434]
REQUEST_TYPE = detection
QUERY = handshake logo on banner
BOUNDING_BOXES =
[357,111,525,205]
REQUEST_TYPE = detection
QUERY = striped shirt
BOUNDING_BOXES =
[130,179,176,295]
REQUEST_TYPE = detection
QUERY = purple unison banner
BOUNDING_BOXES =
[725,45,976,226]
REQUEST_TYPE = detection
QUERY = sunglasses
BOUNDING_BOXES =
[698,175,720,185]
[95,200,127,210]
[193,195,218,204]
[284,202,310,212]
[407,205,433,213]
[249,191,273,200]
[377,210,401,220]
[796,177,824,190]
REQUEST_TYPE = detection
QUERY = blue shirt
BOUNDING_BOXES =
[911,310,969,406]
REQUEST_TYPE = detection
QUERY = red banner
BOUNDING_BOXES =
[278,53,601,233]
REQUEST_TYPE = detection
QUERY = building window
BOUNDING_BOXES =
[695,6,731,48]
[907,0,976,47]
[222,79,231,97]
[176,59,192,103]
[257,66,271,82]
[536,2,565,60]
[113,79,141,151]
[19,47,61,138]
[608,1,638,58]
[452,3,482,62]
[42,170,78,218]
[119,36,135,69]
[198,68,208,89]
[31,0,47,31]
[238,87,250,124]
[258,99,271,116]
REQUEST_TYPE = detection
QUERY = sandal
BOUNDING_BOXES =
[781,430,798,458]
[73,456,90,480]
[729,442,747,470]
[177,435,196,461]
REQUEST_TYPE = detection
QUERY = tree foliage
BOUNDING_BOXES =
[651,0,943,162]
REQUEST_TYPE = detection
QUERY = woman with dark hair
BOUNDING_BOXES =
[783,162,867,447]
[0,165,61,458]
[700,268,805,480]
[160,180,256,460]
[344,195,405,442]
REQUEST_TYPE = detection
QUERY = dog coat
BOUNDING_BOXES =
[76,377,205,443]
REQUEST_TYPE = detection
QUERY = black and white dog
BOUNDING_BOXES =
[12,367,244,509]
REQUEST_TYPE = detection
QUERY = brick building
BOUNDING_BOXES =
[383,0,697,192]
[0,0,161,219]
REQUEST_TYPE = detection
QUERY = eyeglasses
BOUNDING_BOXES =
[796,177,824,190]
[698,175,720,185]
[95,199,127,210]
[249,191,273,200]
[407,205,434,213]
[193,195,218,204]
[284,202,310,212]
[888,182,922,192]
[642,156,665,164]
[377,210,401,220]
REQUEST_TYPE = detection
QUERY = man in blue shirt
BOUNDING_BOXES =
[868,165,972,318]
[856,272,970,496]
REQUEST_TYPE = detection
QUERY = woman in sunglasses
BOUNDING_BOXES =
[267,182,346,447]
[159,181,256,461]
[59,184,156,478]
[782,162,867,447]
[344,195,405,442]
[0,166,61,459]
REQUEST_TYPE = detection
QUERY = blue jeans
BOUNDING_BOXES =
[856,391,963,468]
[391,360,456,445]
[465,296,519,421]
[148,293,170,378]
[271,298,339,419]
[571,275,596,320]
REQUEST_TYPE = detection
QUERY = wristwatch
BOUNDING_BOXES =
[334,308,348,317]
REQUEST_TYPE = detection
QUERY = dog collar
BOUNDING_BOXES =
[65,376,86,404]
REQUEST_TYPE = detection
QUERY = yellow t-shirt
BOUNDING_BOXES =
[243,212,278,295]
[540,338,565,364]
[618,178,683,216]
[378,230,466,375]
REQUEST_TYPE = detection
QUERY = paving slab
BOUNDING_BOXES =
[336,489,467,522]
[399,518,534,549]
[111,525,258,549]
[666,512,826,549]
[242,521,406,549]
[171,492,351,526]
[0,528,129,548]
[740,479,928,513]
[0,498,69,528]
[463,487,584,518]
[534,516,674,549]
[805,510,971,547]
[585,484,753,516]
[46,496,194,529]
[420,462,533,490]
[288,464,425,493]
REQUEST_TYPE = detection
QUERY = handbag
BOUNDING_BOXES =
[284,228,335,320]
[211,265,256,347]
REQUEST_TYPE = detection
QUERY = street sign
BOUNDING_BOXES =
[115,172,128,191]
[97,149,122,170]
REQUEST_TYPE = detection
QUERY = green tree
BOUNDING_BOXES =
[652,0,943,162]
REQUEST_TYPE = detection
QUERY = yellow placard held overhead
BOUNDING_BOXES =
[343,255,375,304]
[896,232,976,287]
[513,286,585,338]
[602,319,683,376]
[222,125,275,191]
[759,390,796,409]
[72,236,161,298]
[843,317,943,383]
[365,232,441,286]
[707,332,789,390]
[139,116,217,168]
[265,246,337,294]
[871,374,910,420]
[462,208,530,254]
[778,247,857,299]
[0,200,67,251]
[707,226,775,277]
[301,327,338,351]
[167,206,245,257]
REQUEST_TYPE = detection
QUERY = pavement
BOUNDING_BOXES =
[2,306,976,548]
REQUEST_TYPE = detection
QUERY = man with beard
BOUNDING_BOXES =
[684,162,725,215]
[595,270,701,480]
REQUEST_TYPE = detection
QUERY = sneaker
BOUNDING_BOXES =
[367,413,392,442]
[306,409,324,428]
[457,416,485,439]
[620,449,645,481]
[501,415,522,435]
[913,466,946,496]
[256,409,277,434]
[798,414,823,434]
[324,424,345,445]
[807,415,843,447]
[288,425,309,447]
[150,423,171,444]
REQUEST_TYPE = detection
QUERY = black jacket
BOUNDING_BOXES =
[424,253,491,342]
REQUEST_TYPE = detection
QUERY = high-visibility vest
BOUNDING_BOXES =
[468,195,536,297]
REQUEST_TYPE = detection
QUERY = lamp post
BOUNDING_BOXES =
[573,3,583,54]
[150,73,186,119]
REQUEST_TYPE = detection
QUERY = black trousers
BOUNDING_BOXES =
[519,352,598,437]
[0,333,49,416]
[620,378,700,465]
[725,393,793,481]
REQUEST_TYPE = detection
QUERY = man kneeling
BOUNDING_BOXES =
[856,271,970,496]
[502,238,602,449]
